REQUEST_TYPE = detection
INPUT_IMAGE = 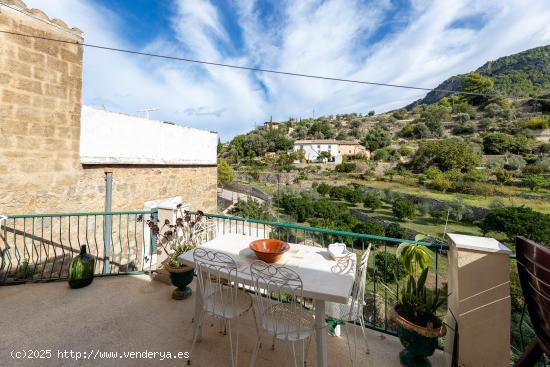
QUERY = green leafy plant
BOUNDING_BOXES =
[395,235,446,328]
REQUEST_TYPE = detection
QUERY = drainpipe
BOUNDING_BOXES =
[103,167,113,274]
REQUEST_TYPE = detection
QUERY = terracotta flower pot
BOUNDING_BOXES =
[394,305,446,367]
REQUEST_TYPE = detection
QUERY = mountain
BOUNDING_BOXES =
[410,45,550,106]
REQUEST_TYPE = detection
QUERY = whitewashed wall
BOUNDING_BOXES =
[294,143,341,162]
[80,106,217,165]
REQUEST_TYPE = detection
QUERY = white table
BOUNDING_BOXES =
[178,233,357,367]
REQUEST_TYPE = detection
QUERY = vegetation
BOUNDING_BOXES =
[217,158,235,185]
[480,206,550,246]
[410,139,481,172]
[228,199,274,221]
[392,197,416,221]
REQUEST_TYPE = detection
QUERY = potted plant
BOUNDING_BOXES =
[147,208,205,300]
[393,234,447,367]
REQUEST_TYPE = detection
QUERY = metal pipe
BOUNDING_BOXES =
[103,168,113,274]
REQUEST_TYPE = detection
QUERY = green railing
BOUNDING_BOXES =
[0,210,157,284]
[199,212,449,337]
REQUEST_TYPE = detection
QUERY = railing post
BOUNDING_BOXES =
[149,208,158,273]
[103,168,113,274]
[444,233,512,367]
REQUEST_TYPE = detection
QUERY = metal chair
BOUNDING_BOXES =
[189,248,253,367]
[514,236,550,366]
[325,244,371,366]
[192,217,217,246]
[249,260,315,367]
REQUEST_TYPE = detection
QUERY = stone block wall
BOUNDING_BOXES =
[0,3,217,216]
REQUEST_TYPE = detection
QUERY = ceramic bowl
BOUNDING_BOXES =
[249,239,290,263]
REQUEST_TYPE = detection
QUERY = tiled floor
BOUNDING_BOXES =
[0,275,445,366]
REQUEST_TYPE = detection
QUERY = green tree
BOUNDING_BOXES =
[522,175,548,191]
[364,127,391,150]
[392,198,415,221]
[410,139,481,172]
[480,206,550,246]
[461,72,494,105]
[335,162,356,173]
[420,104,450,133]
[228,199,274,221]
[217,158,235,185]
[494,168,512,185]
[363,194,383,211]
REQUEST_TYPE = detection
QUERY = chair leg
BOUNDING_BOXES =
[342,323,354,367]
[188,309,205,365]
[290,340,298,367]
[249,338,261,367]
[359,316,370,355]
[513,339,544,367]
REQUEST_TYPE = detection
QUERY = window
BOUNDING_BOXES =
[317,145,320,149]
[349,150,352,154]
[328,145,331,149]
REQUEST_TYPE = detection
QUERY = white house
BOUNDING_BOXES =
[293,140,343,163]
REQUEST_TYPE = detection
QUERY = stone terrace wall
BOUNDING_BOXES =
[0,3,217,215]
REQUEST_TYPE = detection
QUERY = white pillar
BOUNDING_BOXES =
[445,233,512,367]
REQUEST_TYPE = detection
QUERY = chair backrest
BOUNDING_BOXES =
[192,218,217,246]
[516,236,550,355]
[348,244,371,319]
[193,247,239,318]
[249,260,309,340]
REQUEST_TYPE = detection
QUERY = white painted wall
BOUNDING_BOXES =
[80,106,217,165]
[294,143,341,163]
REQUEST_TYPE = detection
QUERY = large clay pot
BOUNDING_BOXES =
[394,305,446,367]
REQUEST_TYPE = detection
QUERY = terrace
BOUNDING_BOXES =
[0,209,537,366]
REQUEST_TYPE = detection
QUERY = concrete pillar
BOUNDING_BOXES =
[445,233,512,367]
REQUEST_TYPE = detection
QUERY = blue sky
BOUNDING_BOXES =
[23,0,550,140]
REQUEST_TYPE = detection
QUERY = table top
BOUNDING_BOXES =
[178,233,357,304]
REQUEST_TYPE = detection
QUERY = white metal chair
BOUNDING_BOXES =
[325,244,371,366]
[249,260,315,367]
[192,217,217,246]
[189,248,253,366]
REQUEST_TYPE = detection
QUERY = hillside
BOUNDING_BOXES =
[412,45,550,106]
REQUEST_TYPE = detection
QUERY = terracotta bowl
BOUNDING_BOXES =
[249,239,290,263]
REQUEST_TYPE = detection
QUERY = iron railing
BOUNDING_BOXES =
[0,210,157,284]
[199,212,449,337]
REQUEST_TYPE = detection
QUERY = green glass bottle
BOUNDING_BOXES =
[68,245,95,289]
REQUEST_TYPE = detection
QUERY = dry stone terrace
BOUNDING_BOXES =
[0,275,445,367]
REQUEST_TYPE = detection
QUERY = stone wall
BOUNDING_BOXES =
[0,3,217,215]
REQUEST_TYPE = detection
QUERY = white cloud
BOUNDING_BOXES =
[21,0,550,140]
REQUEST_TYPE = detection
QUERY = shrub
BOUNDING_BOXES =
[392,198,415,221]
[522,175,548,191]
[480,206,550,246]
[495,168,512,184]
[421,104,451,132]
[412,123,432,138]
[452,123,475,135]
[462,169,489,182]
[363,194,383,211]
[523,116,549,130]
[316,182,331,196]
[344,189,364,204]
[503,155,527,171]
[425,166,443,179]
[399,146,413,156]
[385,223,407,239]
[228,199,274,221]
[392,109,408,120]
[375,252,407,283]
[373,148,390,161]
[484,103,504,118]
[400,123,414,138]
[364,127,392,150]
[456,113,470,123]
[429,176,453,192]
[483,133,513,154]
[335,162,356,173]
[453,181,495,196]
[478,117,496,131]
[352,221,385,237]
[429,208,447,222]
[329,185,353,200]
[368,110,375,116]
[447,199,473,221]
